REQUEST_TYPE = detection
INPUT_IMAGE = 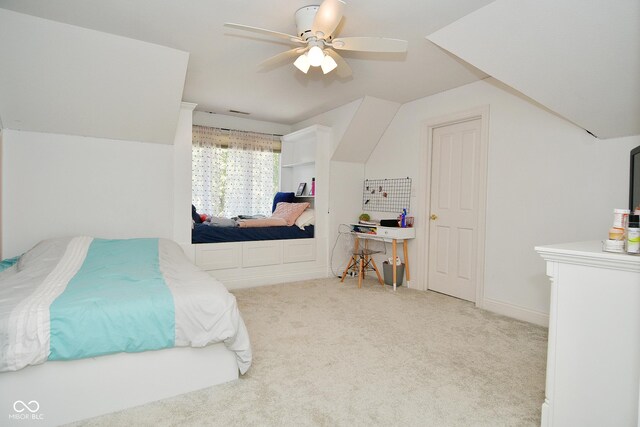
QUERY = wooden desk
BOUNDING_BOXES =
[350,224,416,291]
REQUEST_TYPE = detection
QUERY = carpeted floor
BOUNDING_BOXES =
[73,278,547,426]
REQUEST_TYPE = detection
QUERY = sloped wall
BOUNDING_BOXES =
[331,97,400,162]
[0,8,188,145]
[427,0,640,138]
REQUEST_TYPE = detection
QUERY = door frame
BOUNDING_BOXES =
[415,106,489,308]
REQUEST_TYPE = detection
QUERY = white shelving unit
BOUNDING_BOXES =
[280,129,317,198]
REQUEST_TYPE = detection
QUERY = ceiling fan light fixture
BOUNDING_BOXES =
[307,45,325,67]
[320,54,337,74]
[294,54,311,73]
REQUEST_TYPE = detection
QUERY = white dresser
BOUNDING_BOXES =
[535,241,640,427]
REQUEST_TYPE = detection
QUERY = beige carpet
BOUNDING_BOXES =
[74,278,547,426]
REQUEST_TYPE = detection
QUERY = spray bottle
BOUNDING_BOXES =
[401,209,407,228]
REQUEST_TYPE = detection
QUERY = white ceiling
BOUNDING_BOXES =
[0,0,491,125]
[428,0,640,139]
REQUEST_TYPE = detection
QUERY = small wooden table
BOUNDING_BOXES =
[350,224,416,291]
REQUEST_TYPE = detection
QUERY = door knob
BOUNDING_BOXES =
[430,214,438,220]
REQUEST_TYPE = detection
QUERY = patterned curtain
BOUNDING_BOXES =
[192,126,225,216]
[192,126,280,217]
[224,130,278,217]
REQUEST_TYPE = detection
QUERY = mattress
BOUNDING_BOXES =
[192,223,314,243]
[0,237,252,374]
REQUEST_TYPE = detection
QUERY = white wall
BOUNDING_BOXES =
[293,99,363,154]
[173,103,197,253]
[327,161,366,276]
[0,129,3,258]
[0,8,189,145]
[1,130,174,257]
[427,0,640,139]
[293,100,368,277]
[366,78,640,324]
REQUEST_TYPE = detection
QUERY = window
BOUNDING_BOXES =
[192,126,281,217]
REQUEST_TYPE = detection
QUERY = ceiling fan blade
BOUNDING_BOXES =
[325,49,352,78]
[311,0,346,39]
[224,23,305,44]
[331,37,408,53]
[259,47,308,69]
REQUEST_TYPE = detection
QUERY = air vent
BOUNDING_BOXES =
[229,109,250,115]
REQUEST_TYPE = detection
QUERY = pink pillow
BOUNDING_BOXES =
[271,202,310,226]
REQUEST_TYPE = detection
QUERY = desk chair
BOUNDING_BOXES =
[340,233,385,288]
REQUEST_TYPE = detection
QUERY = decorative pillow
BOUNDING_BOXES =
[294,208,315,230]
[272,192,296,213]
[271,202,310,226]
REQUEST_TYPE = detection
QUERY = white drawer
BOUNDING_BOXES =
[283,239,316,263]
[195,243,241,270]
[377,227,416,239]
[242,241,283,267]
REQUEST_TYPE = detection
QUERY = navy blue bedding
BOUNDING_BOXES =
[192,223,314,244]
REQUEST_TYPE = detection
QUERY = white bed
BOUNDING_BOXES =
[0,236,251,425]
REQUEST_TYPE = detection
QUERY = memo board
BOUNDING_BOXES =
[362,177,411,213]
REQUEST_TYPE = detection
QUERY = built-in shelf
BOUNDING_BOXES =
[281,161,315,168]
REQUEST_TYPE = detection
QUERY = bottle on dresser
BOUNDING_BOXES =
[604,209,629,253]
[627,214,640,254]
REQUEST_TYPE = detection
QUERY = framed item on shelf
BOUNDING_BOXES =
[295,182,306,197]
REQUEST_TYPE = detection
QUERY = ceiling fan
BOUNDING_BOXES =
[224,0,408,77]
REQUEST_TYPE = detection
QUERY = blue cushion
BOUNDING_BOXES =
[272,192,296,212]
[192,205,203,223]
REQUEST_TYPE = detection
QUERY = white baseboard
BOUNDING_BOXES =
[216,268,329,290]
[481,297,549,327]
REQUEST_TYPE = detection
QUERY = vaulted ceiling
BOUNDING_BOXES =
[0,0,490,125]
[0,0,637,142]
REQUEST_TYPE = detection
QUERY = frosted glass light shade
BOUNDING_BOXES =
[294,54,310,73]
[307,46,324,67]
[320,54,337,74]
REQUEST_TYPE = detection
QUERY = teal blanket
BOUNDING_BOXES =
[49,238,176,360]
[0,256,19,273]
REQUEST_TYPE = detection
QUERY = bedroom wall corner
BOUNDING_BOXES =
[173,102,197,261]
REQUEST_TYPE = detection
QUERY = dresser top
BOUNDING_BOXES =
[535,240,640,273]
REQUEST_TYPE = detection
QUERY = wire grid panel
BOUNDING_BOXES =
[362,177,411,213]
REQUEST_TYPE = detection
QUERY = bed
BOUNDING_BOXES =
[0,236,251,425]
[193,222,314,243]
[192,192,315,244]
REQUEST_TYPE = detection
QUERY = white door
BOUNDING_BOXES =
[428,118,483,302]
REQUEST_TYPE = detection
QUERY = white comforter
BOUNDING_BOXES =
[0,237,252,373]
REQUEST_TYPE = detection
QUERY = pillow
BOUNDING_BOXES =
[238,217,287,228]
[271,202,310,226]
[192,205,202,223]
[294,208,315,230]
[272,192,296,213]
